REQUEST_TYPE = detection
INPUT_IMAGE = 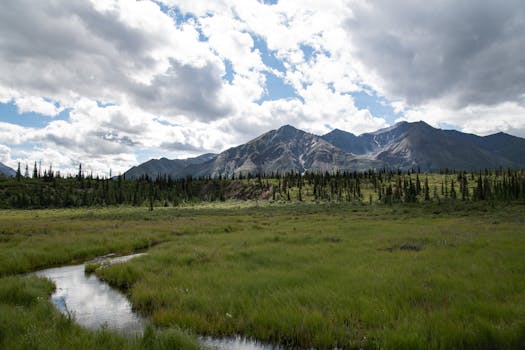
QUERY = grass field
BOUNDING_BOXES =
[1,202,524,349]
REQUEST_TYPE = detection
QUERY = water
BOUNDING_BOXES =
[33,253,283,349]
[33,254,145,334]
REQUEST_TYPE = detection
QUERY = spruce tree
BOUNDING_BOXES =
[16,162,21,181]
[450,180,457,199]
[424,177,430,201]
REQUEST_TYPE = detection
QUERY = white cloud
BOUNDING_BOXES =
[399,102,525,138]
[0,144,11,164]
[200,15,264,75]
[1,97,249,176]
[0,122,28,145]
[0,0,232,122]
[15,96,64,117]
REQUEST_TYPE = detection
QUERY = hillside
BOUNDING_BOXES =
[123,153,216,179]
[0,162,16,177]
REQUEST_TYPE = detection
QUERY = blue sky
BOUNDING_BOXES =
[0,102,70,128]
[0,0,524,175]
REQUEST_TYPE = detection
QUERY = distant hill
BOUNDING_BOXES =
[124,122,525,179]
[0,162,16,177]
[123,153,216,179]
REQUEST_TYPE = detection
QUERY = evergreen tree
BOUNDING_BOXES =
[16,162,21,181]
[33,162,38,178]
[450,180,457,199]
[424,177,430,201]
[461,175,469,201]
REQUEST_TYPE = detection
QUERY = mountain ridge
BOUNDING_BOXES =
[0,161,16,177]
[123,122,525,179]
[159,125,381,179]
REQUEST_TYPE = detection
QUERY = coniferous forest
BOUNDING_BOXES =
[1,162,524,209]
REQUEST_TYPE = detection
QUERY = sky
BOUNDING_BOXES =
[1,0,524,176]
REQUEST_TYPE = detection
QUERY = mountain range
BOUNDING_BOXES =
[124,121,525,179]
[0,161,16,177]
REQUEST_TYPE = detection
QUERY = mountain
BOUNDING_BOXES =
[0,162,16,177]
[190,125,382,178]
[124,122,525,179]
[124,153,216,179]
[124,125,382,179]
[321,129,370,154]
[464,132,525,166]
[321,121,524,171]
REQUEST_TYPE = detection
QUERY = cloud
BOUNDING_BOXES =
[0,144,11,164]
[0,0,232,121]
[200,14,265,75]
[14,97,64,117]
[159,141,210,153]
[0,122,28,144]
[399,101,525,138]
[346,0,525,108]
[131,59,232,120]
[0,97,242,176]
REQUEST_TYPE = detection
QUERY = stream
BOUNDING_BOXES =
[33,254,146,334]
[33,253,282,350]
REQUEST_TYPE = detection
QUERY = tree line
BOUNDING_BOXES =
[0,163,524,209]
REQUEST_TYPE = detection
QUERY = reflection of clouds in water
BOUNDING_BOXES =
[51,295,67,314]
[35,259,143,334]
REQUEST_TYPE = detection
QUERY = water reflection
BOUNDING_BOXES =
[34,254,144,334]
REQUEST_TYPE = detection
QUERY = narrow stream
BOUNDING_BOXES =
[33,254,145,334]
[33,253,283,350]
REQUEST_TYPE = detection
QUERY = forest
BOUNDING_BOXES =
[1,163,524,209]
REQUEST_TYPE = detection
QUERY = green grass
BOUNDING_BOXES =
[1,203,524,349]
[0,208,172,276]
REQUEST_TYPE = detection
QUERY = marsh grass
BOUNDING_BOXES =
[96,204,525,349]
[0,203,524,349]
[84,262,104,274]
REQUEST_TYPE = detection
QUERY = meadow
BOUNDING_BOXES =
[0,202,524,349]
